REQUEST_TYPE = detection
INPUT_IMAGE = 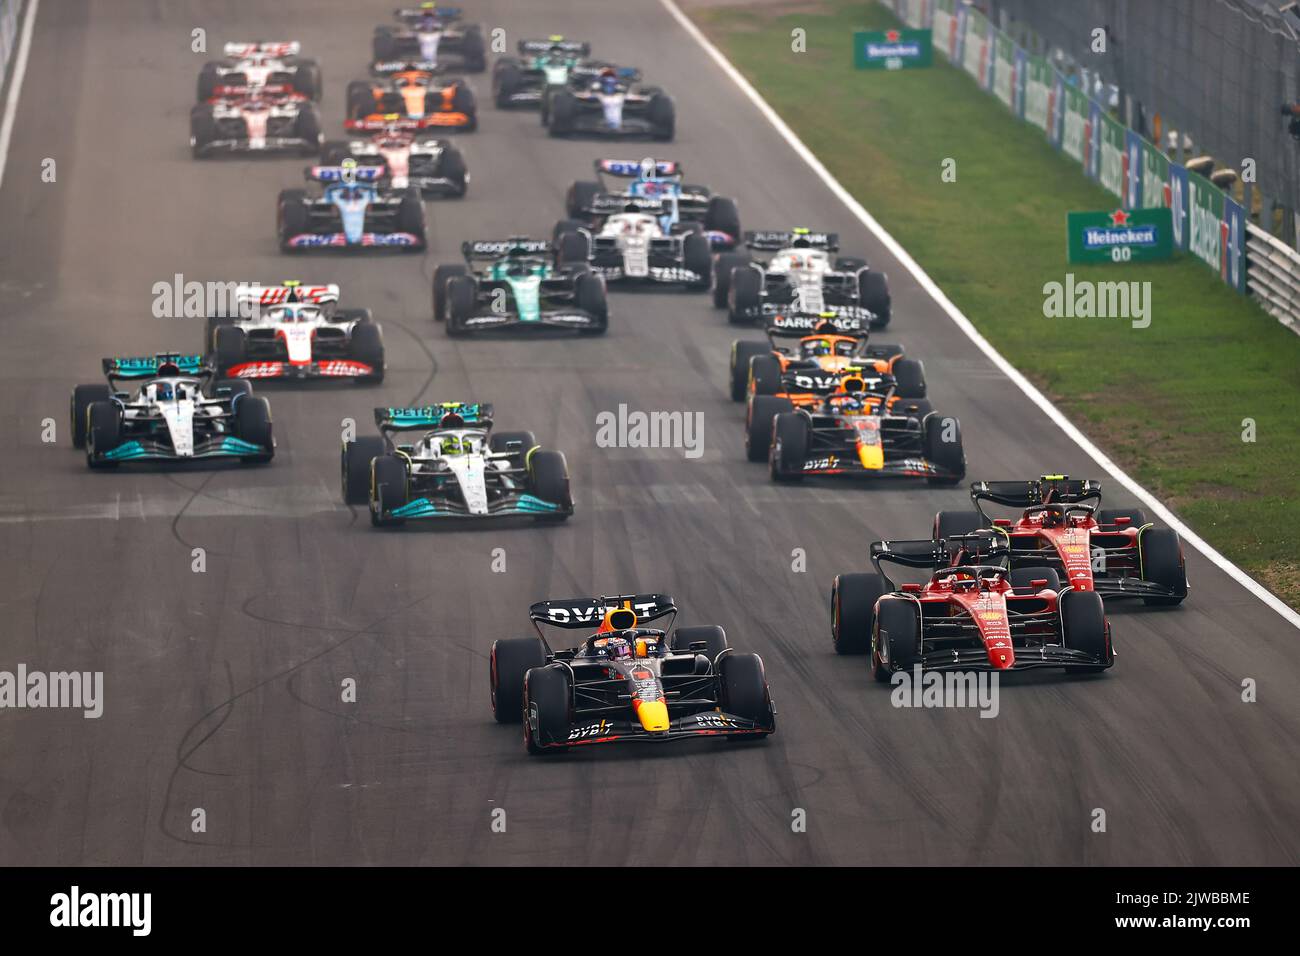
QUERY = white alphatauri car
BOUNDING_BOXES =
[205,282,385,384]
[71,354,274,468]
[712,228,893,328]
[554,202,712,289]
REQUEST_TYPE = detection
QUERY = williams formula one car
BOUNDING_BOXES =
[490,595,776,754]
[561,158,740,249]
[277,160,426,251]
[747,374,965,485]
[205,282,385,384]
[714,228,892,327]
[191,88,322,158]
[196,41,321,102]
[346,63,476,130]
[831,533,1114,676]
[71,354,274,468]
[373,4,486,72]
[547,67,674,140]
[933,476,1189,606]
[730,313,924,403]
[341,403,574,524]
[431,238,608,336]
[326,117,468,196]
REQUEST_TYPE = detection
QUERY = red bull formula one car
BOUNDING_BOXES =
[490,595,776,754]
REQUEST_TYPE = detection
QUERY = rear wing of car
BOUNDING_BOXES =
[870,535,1008,584]
[223,41,300,58]
[586,194,666,216]
[461,238,552,262]
[518,37,591,55]
[744,229,838,252]
[572,63,641,83]
[370,59,443,75]
[208,83,301,100]
[971,477,1102,513]
[393,5,461,24]
[766,312,866,339]
[344,113,428,132]
[596,159,680,178]
[306,164,386,183]
[374,402,493,433]
[234,283,340,308]
[102,354,208,384]
[529,593,678,629]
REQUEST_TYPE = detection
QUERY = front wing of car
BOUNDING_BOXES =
[797,450,962,481]
[194,135,316,156]
[90,436,269,463]
[379,492,569,521]
[284,231,424,250]
[454,309,602,332]
[537,710,774,750]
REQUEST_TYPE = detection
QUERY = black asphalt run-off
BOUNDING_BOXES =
[0,0,1297,865]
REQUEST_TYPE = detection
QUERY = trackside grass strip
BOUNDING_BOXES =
[690,0,1300,609]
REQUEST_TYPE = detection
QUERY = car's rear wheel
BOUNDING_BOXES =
[490,637,547,724]
[892,357,926,399]
[831,572,886,659]
[341,435,385,505]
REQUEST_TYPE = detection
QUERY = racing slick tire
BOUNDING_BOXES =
[196,62,222,102]
[548,91,578,136]
[703,196,741,245]
[493,59,523,107]
[858,270,891,327]
[770,412,810,482]
[923,413,965,486]
[213,325,247,378]
[1060,589,1112,672]
[524,665,571,754]
[321,139,352,165]
[876,598,920,678]
[574,273,608,336]
[86,401,122,469]
[437,144,469,196]
[341,436,385,506]
[934,509,985,542]
[460,25,487,72]
[831,572,887,659]
[372,32,398,63]
[556,228,591,268]
[346,81,374,121]
[728,265,763,324]
[712,252,751,309]
[892,358,927,399]
[490,636,547,724]
[396,189,427,249]
[1010,567,1062,592]
[190,105,217,159]
[682,233,712,291]
[1099,507,1150,529]
[445,275,478,337]
[746,395,793,463]
[730,340,769,402]
[489,431,538,455]
[294,104,323,156]
[647,93,675,141]
[432,264,468,321]
[277,189,309,252]
[671,625,729,662]
[234,395,274,463]
[450,83,478,131]
[289,58,322,101]
[528,450,572,520]
[71,385,112,449]
[349,322,385,385]
[565,181,602,220]
[748,354,782,397]
[370,454,409,527]
[1138,528,1188,606]
[718,652,774,737]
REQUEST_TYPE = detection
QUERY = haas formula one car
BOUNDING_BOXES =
[346,63,477,130]
[562,158,740,250]
[326,117,467,196]
[205,282,384,384]
[492,36,594,108]
[831,533,1114,677]
[71,354,274,468]
[490,595,776,754]
[730,313,924,403]
[196,41,321,102]
[373,4,486,72]
[431,238,608,336]
[278,160,426,252]
[715,228,891,328]
[547,68,674,140]
[747,374,965,485]
[191,88,322,158]
[933,476,1189,606]
[342,403,574,524]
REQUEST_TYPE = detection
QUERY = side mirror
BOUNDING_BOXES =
[1030,578,1049,589]
[900,583,923,593]
[993,518,1012,527]
[1113,516,1131,526]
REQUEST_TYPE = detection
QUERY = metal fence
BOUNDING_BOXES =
[989,0,1300,238]
[1246,222,1300,332]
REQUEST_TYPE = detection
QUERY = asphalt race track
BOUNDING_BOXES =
[0,0,1297,866]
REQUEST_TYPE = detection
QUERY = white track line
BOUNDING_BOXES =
[660,0,1300,631]
[0,0,38,195]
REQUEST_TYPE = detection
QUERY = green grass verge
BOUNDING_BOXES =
[691,0,1300,609]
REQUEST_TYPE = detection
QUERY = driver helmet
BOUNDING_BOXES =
[153,381,174,401]
[439,435,465,455]
[1040,507,1065,528]
[598,69,619,94]
[803,337,833,358]
[605,636,633,660]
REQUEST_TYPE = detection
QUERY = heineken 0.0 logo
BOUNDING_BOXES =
[1066,208,1174,264]
[854,29,933,70]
